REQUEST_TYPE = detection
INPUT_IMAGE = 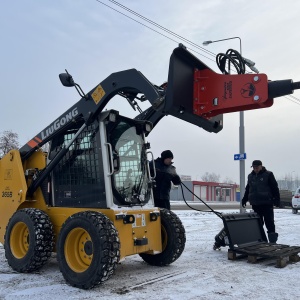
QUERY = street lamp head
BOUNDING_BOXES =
[203,40,212,46]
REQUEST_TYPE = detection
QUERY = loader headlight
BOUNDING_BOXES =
[144,122,152,133]
[150,212,160,221]
[108,112,117,122]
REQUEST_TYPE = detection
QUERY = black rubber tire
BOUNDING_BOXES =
[292,208,298,214]
[56,211,120,289]
[139,209,186,266]
[4,208,54,272]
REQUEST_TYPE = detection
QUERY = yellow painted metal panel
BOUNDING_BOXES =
[0,150,27,243]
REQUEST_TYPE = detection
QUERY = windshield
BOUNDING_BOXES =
[109,120,151,206]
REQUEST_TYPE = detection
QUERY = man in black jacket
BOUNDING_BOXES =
[242,160,280,243]
[150,150,181,210]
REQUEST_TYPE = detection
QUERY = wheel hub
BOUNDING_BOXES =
[84,240,93,256]
[10,222,29,259]
[65,228,94,272]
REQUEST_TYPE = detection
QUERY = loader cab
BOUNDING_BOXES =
[48,110,153,208]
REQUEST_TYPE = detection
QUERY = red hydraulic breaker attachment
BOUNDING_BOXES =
[193,70,271,118]
[163,44,299,132]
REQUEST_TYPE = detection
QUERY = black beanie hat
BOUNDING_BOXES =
[251,160,262,167]
[161,150,173,160]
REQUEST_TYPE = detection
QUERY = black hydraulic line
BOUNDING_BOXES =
[216,49,300,100]
[216,49,246,75]
[134,106,165,130]
[180,182,223,219]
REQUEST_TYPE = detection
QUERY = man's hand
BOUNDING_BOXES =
[273,198,281,207]
[241,197,247,208]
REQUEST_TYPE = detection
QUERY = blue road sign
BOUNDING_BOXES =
[234,153,247,160]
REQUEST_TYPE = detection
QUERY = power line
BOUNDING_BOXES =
[95,0,215,63]
[284,95,300,106]
[96,0,300,105]
[288,94,300,102]
[107,0,216,57]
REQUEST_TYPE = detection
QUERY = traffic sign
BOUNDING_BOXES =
[234,153,247,160]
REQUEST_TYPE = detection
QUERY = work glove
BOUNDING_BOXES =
[273,198,280,208]
[241,197,247,208]
[174,174,181,184]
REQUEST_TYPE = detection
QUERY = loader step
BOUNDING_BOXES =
[228,243,300,268]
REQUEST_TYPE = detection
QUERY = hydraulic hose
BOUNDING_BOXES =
[180,182,223,219]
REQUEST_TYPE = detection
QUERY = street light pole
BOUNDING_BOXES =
[292,171,295,191]
[203,37,246,213]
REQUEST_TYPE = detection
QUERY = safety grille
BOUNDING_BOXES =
[54,124,100,185]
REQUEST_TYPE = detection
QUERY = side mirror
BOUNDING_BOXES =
[59,71,75,87]
[58,69,88,99]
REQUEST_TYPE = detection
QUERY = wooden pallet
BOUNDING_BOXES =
[228,243,300,268]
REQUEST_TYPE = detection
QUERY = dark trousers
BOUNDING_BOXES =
[252,204,275,233]
[154,199,170,210]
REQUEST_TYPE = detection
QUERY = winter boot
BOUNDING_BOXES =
[268,232,278,244]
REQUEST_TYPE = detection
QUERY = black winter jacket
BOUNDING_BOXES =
[243,167,280,206]
[150,157,181,201]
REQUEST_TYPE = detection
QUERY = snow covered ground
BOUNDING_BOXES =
[0,208,299,300]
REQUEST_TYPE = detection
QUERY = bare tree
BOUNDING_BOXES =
[278,172,300,191]
[201,172,220,182]
[0,130,20,158]
[222,176,236,184]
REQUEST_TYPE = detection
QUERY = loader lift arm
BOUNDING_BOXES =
[20,44,300,161]
[20,44,300,197]
[20,69,164,160]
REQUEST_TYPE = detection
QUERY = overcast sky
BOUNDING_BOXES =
[1,0,300,184]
